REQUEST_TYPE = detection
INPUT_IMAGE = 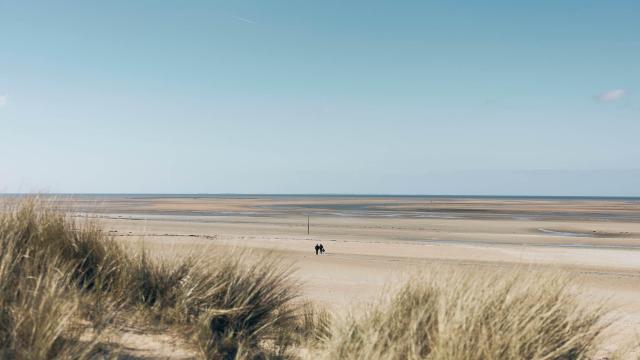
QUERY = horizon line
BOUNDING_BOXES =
[2,192,640,200]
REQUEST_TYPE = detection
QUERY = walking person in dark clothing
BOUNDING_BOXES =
[314,244,320,255]
[319,244,325,254]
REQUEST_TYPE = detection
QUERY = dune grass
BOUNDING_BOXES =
[0,197,615,359]
[0,199,112,358]
[126,250,302,358]
[0,198,302,359]
[312,268,610,360]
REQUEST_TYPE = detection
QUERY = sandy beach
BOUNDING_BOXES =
[53,194,640,355]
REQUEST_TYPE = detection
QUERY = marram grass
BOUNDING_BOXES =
[0,197,615,359]
[311,268,609,360]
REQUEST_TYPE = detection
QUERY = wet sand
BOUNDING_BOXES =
[52,195,640,355]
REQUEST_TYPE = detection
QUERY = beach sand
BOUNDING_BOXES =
[60,195,640,355]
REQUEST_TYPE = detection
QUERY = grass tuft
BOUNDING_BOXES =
[313,268,609,360]
[0,198,111,358]
[0,197,302,359]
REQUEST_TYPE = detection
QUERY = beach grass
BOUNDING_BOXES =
[311,268,610,360]
[0,198,302,359]
[0,197,614,359]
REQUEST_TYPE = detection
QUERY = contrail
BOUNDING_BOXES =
[228,14,256,24]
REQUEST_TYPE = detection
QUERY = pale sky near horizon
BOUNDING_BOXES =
[1,1,639,196]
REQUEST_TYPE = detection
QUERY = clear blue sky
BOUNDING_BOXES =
[1,1,639,195]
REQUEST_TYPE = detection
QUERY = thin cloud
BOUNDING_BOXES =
[0,94,7,108]
[598,89,626,102]
[228,14,256,24]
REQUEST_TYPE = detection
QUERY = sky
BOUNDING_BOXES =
[1,0,639,196]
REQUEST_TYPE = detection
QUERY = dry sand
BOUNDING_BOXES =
[59,195,640,355]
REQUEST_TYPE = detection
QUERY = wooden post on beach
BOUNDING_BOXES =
[307,216,310,235]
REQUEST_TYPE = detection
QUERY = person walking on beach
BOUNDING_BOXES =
[315,244,320,255]
[319,244,325,254]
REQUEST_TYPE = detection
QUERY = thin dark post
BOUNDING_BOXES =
[307,215,310,235]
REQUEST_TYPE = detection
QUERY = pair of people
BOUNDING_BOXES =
[314,243,325,255]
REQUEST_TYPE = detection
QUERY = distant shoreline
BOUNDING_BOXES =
[2,193,640,201]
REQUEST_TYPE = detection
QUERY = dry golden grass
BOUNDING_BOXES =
[0,198,303,359]
[0,198,112,358]
[125,250,302,358]
[0,197,619,359]
[311,268,610,360]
